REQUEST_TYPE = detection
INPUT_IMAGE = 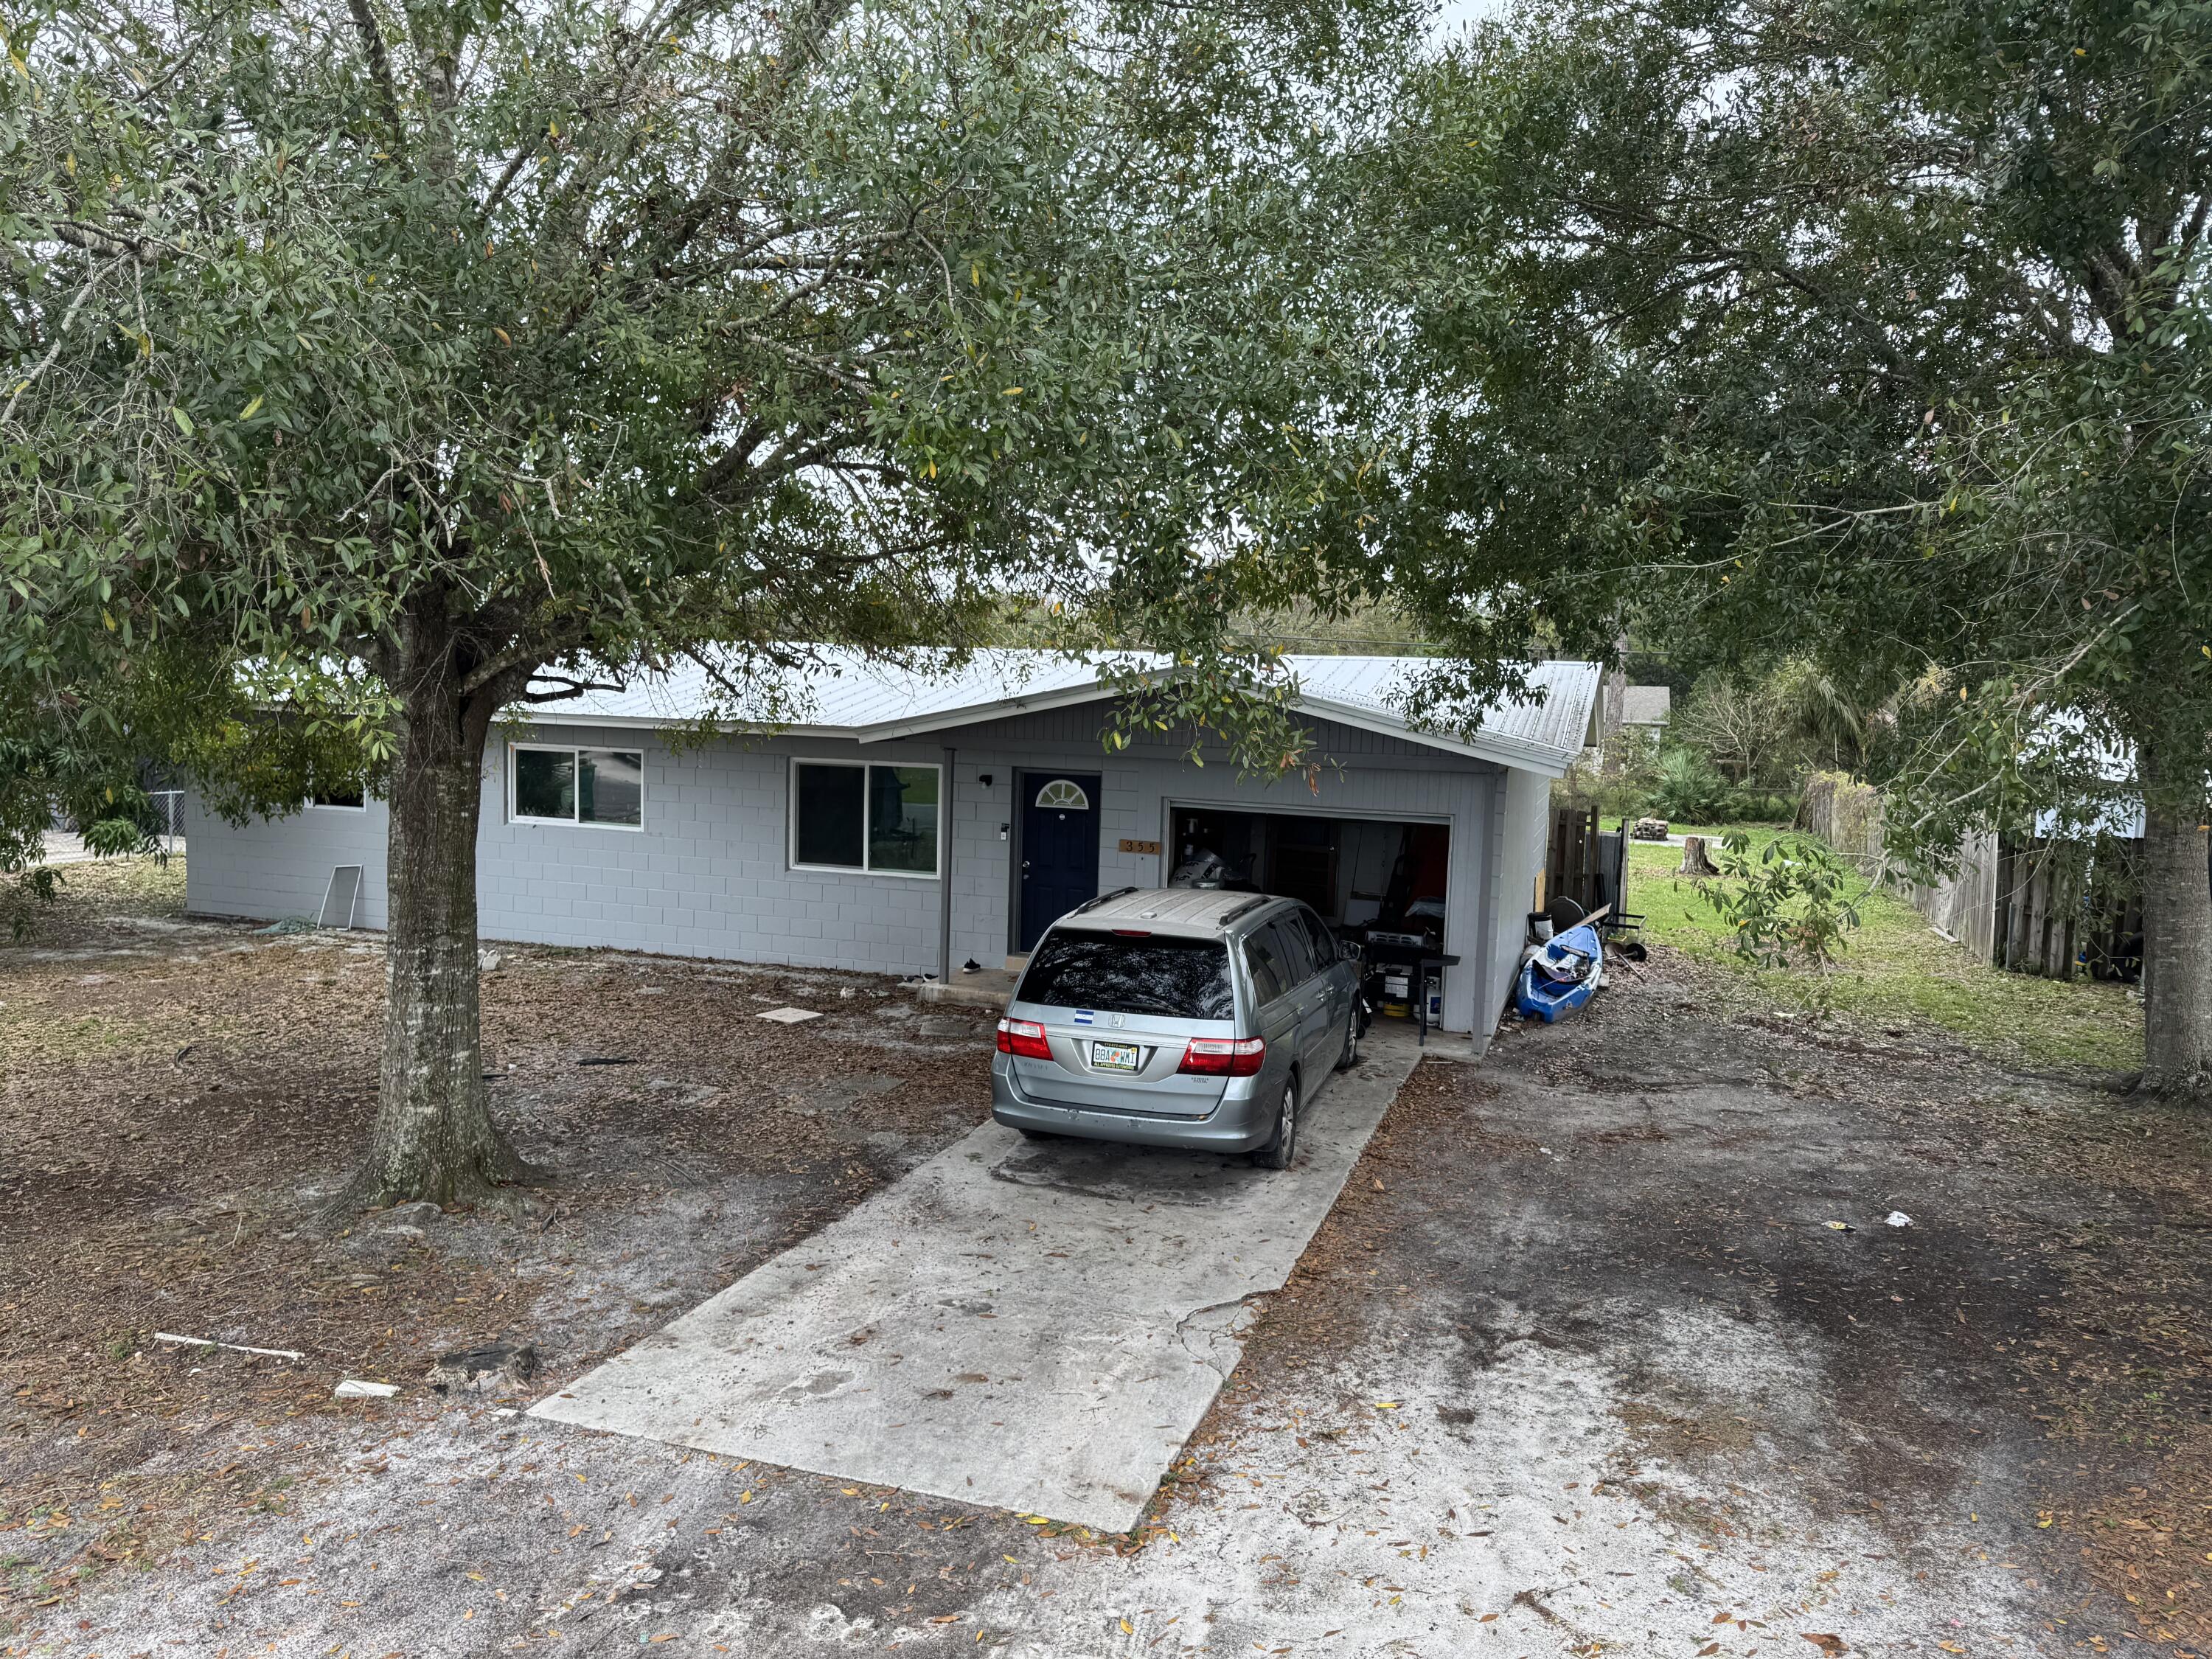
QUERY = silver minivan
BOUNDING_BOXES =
[990,888,1362,1169]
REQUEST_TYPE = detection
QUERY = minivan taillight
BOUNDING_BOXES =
[996,1018,1053,1060]
[1178,1036,1265,1077]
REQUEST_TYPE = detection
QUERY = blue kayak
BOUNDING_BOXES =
[1515,922,1604,1023]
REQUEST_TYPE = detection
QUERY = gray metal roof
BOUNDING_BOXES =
[521,647,1601,777]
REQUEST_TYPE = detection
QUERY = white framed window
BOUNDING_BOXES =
[789,758,941,878]
[1034,778,1091,810]
[509,742,645,830]
[307,785,367,811]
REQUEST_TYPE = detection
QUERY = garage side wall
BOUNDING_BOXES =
[1476,762,1553,1040]
[183,794,394,929]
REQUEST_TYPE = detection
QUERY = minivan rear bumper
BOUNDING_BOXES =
[990,1054,1276,1152]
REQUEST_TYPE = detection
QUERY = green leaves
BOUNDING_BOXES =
[1700,831,1864,973]
[2,0,1414,821]
[1394,0,2212,836]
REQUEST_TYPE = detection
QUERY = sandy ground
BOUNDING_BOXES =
[5,869,2209,1657]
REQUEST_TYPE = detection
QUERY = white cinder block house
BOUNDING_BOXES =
[184,650,1599,1048]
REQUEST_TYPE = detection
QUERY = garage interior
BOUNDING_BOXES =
[1168,807,1450,952]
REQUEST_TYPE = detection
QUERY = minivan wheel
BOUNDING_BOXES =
[1255,1076,1299,1170]
[1335,1000,1360,1071]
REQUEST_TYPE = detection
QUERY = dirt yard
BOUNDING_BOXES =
[4,859,2209,1657]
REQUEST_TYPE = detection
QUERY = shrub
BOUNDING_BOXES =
[1701,831,1863,970]
[1554,724,1664,822]
[1649,748,1729,821]
[1719,787,1794,824]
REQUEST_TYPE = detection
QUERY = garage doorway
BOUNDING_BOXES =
[1167,807,1450,952]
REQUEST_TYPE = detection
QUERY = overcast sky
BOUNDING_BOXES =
[1425,0,1513,53]
[1428,0,1512,46]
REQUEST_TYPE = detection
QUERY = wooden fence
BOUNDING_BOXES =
[1548,806,1627,918]
[1991,838,2144,981]
[1794,772,2164,978]
[1795,772,1885,873]
[1795,772,1999,961]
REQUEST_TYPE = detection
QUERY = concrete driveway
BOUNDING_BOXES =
[531,1027,1428,1531]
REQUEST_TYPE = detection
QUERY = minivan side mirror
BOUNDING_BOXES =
[1339,938,1362,962]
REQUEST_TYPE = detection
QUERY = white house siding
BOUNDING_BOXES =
[183,796,394,928]
[184,703,1547,1040]
[1475,762,1553,1041]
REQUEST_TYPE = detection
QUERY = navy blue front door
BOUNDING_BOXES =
[1018,772,1102,950]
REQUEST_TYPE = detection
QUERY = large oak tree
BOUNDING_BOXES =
[2,0,1405,1204]
[1377,0,2212,1091]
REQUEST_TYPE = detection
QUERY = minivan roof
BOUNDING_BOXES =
[1053,888,1287,939]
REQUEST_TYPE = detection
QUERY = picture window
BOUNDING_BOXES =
[791,760,941,877]
[510,744,644,828]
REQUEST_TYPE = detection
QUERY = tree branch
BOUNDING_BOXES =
[514,675,626,703]
[479,136,540,221]
[1,256,120,430]
[734,333,876,394]
[1570,195,1932,392]
[347,0,406,145]
[456,636,563,699]
[51,220,164,264]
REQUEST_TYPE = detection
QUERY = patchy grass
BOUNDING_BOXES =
[1627,827,2143,1076]
[0,1010,160,1068]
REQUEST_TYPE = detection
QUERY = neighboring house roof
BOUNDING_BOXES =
[519,648,1603,777]
[2035,801,2146,839]
[1618,685,1672,727]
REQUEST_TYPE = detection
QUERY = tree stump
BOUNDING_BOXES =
[1678,835,1720,878]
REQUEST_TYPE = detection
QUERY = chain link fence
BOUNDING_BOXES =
[148,789,185,850]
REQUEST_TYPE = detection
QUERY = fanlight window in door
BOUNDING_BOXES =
[1034,779,1091,811]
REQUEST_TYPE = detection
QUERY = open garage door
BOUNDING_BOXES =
[1166,806,1450,953]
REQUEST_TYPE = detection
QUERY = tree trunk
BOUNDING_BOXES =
[2138,737,2212,1096]
[333,647,529,1210]
[1678,835,1719,878]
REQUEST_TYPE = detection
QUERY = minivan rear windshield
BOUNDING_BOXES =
[1019,930,1235,1020]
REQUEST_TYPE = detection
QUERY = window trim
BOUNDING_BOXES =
[1033,777,1091,811]
[787,757,944,880]
[305,790,369,813]
[507,741,647,832]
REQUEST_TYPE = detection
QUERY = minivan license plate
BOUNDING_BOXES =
[1090,1041,1140,1073]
